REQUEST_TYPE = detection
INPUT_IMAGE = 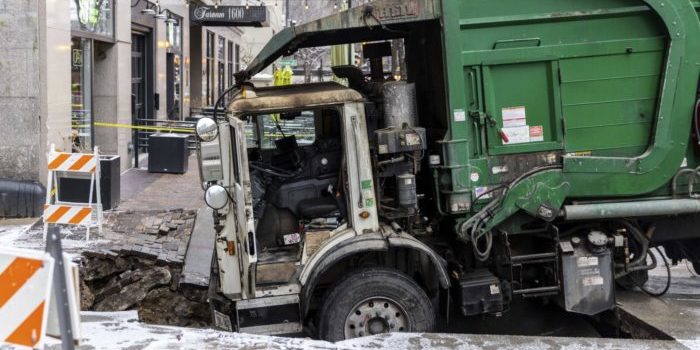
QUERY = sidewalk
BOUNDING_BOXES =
[119,155,204,212]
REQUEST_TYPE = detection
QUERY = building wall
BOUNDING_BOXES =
[94,0,131,171]
[0,0,48,182]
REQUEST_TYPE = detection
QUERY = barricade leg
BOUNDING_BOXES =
[45,225,75,350]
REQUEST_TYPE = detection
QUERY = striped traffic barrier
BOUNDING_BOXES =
[0,248,55,349]
[47,152,97,173]
[43,205,93,226]
[43,145,103,241]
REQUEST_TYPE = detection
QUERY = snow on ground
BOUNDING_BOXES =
[0,219,35,247]
[28,311,690,350]
[0,219,109,253]
[41,311,341,350]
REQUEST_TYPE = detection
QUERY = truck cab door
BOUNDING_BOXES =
[229,118,258,297]
[216,118,257,300]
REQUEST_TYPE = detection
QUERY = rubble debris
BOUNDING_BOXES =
[94,267,171,311]
[139,287,210,328]
[79,208,210,327]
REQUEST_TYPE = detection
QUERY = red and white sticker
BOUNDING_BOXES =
[529,125,544,142]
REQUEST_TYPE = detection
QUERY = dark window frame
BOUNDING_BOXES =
[205,31,215,106]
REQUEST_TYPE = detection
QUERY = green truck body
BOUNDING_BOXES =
[241,0,700,233]
[199,0,700,339]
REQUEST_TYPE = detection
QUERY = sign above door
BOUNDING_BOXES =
[190,5,269,27]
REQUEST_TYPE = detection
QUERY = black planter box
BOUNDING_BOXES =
[148,133,189,174]
[57,155,121,210]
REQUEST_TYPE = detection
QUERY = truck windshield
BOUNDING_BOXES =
[246,111,317,149]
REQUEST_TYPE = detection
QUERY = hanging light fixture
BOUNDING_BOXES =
[140,6,156,15]
[155,8,168,19]
[165,17,177,24]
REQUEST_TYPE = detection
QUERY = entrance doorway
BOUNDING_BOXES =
[131,31,150,168]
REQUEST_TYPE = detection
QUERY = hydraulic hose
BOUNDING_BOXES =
[633,247,671,297]
[458,166,562,262]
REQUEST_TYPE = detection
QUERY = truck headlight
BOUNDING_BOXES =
[205,185,229,210]
[196,118,218,142]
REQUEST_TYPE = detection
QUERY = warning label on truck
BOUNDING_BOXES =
[529,125,544,142]
[502,106,527,128]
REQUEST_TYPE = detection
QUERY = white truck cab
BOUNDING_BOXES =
[195,83,446,339]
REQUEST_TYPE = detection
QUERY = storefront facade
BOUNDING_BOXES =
[69,0,116,152]
[0,0,281,183]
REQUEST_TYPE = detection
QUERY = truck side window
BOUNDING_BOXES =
[260,112,316,149]
[244,117,258,148]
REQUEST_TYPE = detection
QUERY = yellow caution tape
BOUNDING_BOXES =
[75,122,196,134]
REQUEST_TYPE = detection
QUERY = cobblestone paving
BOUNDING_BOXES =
[86,209,197,265]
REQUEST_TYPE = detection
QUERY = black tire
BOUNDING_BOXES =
[692,261,700,276]
[317,267,435,341]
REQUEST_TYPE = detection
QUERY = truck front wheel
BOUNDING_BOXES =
[317,267,435,341]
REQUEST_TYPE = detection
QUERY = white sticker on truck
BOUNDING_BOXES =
[502,106,527,128]
[582,276,604,287]
[501,126,530,144]
[577,256,599,267]
[454,109,466,122]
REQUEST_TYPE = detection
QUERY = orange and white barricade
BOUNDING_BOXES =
[0,248,55,349]
[44,145,103,240]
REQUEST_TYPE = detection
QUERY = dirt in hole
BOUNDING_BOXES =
[79,252,211,328]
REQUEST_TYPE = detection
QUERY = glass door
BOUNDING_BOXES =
[71,37,93,152]
[131,32,147,167]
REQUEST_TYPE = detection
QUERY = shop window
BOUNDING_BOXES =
[166,16,183,120]
[228,42,234,87]
[205,31,215,106]
[71,38,93,152]
[218,37,226,98]
[235,44,241,72]
[70,0,114,39]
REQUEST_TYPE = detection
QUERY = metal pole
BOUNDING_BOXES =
[46,225,75,350]
[285,0,290,27]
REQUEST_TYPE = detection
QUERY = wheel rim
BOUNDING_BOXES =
[344,297,409,339]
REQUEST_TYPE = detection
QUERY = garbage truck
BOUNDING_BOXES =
[190,0,700,341]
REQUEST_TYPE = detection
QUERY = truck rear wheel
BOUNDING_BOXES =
[317,267,435,341]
